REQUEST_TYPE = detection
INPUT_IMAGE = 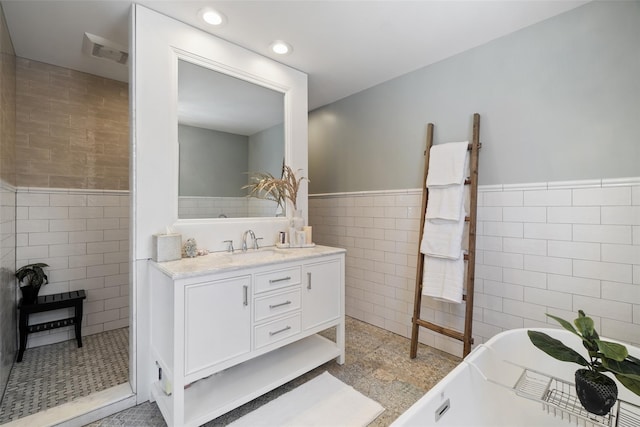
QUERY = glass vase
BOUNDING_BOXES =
[291,209,304,230]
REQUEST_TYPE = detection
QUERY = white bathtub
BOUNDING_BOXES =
[392,328,640,427]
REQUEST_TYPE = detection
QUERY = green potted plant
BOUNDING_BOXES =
[528,310,640,415]
[15,263,49,304]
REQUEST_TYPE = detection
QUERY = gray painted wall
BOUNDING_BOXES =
[248,122,284,178]
[179,123,285,198]
[309,1,640,193]
[178,124,248,197]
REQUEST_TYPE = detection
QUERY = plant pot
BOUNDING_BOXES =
[20,284,40,305]
[575,369,618,415]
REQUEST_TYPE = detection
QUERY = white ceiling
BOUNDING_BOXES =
[2,0,587,111]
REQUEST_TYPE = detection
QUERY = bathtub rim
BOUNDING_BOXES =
[391,327,640,426]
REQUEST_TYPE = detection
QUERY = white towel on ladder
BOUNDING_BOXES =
[420,140,470,303]
[426,186,464,221]
[420,216,465,259]
[425,141,469,187]
[425,143,469,221]
[422,253,465,304]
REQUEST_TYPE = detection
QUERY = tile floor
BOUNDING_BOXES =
[90,318,461,426]
[0,327,129,424]
[0,318,460,426]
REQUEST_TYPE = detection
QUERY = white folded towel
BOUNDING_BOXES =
[426,186,463,221]
[422,253,465,304]
[426,141,469,187]
[426,184,470,222]
[420,216,465,259]
[425,142,469,221]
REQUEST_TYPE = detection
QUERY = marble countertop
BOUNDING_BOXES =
[150,245,345,279]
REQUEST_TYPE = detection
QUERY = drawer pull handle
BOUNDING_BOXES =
[269,325,291,336]
[307,272,312,290]
[243,285,248,306]
[269,276,291,284]
[269,300,292,309]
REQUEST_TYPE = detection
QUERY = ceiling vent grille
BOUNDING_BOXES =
[82,32,128,65]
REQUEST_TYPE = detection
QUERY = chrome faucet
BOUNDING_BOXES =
[242,230,256,252]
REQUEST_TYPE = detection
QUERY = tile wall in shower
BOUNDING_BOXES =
[15,188,129,348]
[0,0,16,399]
[16,57,128,190]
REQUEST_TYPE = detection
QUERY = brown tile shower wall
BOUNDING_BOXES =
[0,7,14,186]
[0,1,16,398]
[14,59,130,348]
[16,58,128,190]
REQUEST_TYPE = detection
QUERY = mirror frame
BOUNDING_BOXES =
[174,49,293,221]
[176,58,284,221]
[169,47,307,251]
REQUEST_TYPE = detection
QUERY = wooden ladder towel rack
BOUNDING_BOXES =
[410,113,481,358]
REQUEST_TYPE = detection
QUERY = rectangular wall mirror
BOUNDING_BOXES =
[177,59,285,219]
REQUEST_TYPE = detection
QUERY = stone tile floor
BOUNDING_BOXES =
[89,318,461,426]
[0,327,129,424]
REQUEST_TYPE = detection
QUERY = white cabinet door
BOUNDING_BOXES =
[302,259,341,330]
[184,275,251,376]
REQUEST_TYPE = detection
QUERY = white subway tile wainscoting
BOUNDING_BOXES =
[309,178,640,358]
[178,196,280,219]
[16,187,129,348]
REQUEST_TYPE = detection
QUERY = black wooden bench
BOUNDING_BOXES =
[17,290,86,362]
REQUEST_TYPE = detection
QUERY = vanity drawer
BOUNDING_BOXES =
[254,267,301,294]
[254,313,301,349]
[254,289,301,323]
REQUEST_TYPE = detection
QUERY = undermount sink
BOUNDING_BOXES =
[231,248,283,260]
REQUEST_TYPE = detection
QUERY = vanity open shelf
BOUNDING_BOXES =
[148,246,345,427]
[153,335,340,427]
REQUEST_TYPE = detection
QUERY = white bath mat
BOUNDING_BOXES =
[228,371,385,427]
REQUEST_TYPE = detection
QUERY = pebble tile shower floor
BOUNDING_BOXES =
[0,327,129,423]
[90,318,461,426]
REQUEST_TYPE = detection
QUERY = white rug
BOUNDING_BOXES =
[228,372,385,427]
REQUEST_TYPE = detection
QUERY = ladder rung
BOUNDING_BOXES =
[414,318,465,342]
[429,143,482,155]
[413,318,475,346]
[421,253,469,260]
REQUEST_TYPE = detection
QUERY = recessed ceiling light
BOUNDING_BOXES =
[199,8,226,26]
[270,40,293,55]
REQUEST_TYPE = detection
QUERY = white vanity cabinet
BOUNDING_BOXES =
[184,275,251,376]
[149,246,345,427]
[303,259,342,330]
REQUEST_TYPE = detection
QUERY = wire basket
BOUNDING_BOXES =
[514,369,640,427]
